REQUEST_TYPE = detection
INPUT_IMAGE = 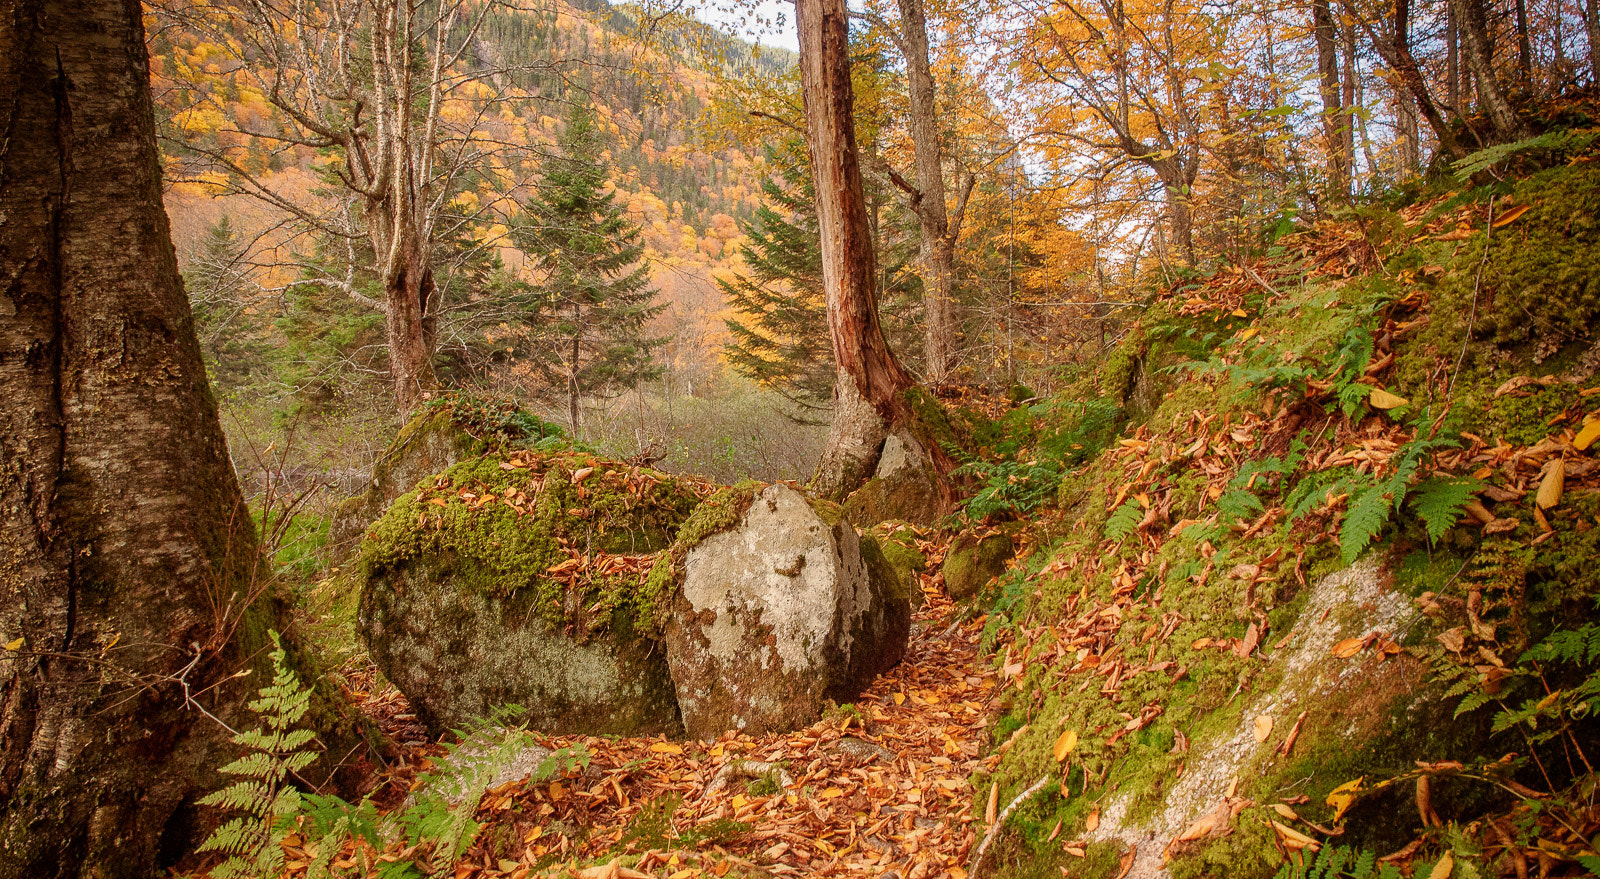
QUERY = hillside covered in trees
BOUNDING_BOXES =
[4,0,1600,877]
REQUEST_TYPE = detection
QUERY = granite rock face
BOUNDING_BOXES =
[663,484,911,739]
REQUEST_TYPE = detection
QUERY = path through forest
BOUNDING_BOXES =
[334,540,1001,879]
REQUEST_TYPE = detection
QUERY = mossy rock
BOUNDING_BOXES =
[662,484,912,738]
[330,410,487,552]
[356,449,702,736]
[842,433,942,527]
[869,520,928,609]
[330,394,567,555]
[943,528,1016,601]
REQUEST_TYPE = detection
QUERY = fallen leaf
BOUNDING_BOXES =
[2,637,21,651]
[985,781,1000,824]
[1369,388,1409,410]
[1576,417,1600,451]
[1331,637,1365,659]
[1537,459,1565,509]
[1272,803,1299,820]
[1252,715,1273,743]
[1326,776,1364,822]
[1429,850,1454,879]
[650,742,683,755]
[1053,729,1078,762]
[1271,820,1321,851]
[571,467,595,484]
[1086,807,1100,832]
[1492,203,1531,227]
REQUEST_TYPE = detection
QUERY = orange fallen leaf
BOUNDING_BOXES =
[1252,715,1274,743]
[1331,637,1365,659]
[1052,729,1078,762]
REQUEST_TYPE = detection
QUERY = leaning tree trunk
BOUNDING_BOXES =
[895,0,958,385]
[0,1,358,875]
[797,0,916,497]
[1383,0,1466,159]
[1451,0,1528,141]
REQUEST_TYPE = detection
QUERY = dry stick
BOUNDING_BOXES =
[969,775,1051,878]
[1447,195,1497,402]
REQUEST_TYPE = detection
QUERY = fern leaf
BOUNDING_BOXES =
[1340,484,1392,565]
[1410,477,1481,544]
[1104,499,1142,543]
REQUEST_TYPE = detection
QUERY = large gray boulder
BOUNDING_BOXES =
[842,432,943,527]
[663,484,911,739]
[357,450,699,737]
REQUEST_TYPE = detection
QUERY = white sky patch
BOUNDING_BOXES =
[694,0,798,52]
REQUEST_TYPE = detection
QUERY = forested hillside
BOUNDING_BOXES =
[5,0,1600,878]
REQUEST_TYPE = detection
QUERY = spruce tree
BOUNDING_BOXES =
[720,141,921,421]
[514,103,665,433]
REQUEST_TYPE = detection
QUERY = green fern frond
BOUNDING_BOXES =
[1409,477,1482,544]
[1340,484,1392,565]
[1104,499,1143,543]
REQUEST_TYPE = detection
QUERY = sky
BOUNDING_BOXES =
[693,0,799,52]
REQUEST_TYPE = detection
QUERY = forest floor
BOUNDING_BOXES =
[325,535,1001,879]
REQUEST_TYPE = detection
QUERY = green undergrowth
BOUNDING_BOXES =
[980,148,1600,879]
[359,450,702,636]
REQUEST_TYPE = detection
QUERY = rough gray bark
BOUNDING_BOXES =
[813,369,889,501]
[1311,0,1350,197]
[894,0,959,384]
[796,0,915,497]
[1450,0,1528,141]
[0,0,359,874]
[1369,0,1465,159]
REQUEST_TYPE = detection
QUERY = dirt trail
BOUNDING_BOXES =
[344,579,1000,879]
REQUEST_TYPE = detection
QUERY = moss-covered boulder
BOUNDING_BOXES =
[942,528,1015,601]
[331,395,566,554]
[331,409,485,553]
[662,483,912,739]
[842,433,943,527]
[870,521,929,609]
[357,449,702,736]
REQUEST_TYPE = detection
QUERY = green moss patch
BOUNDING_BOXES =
[358,449,703,635]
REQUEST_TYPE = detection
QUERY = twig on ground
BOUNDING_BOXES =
[969,775,1051,878]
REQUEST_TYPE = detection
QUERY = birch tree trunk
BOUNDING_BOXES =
[0,0,357,874]
[1450,0,1528,141]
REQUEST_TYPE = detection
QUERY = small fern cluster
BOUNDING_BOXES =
[1272,846,1402,879]
[201,635,589,878]
[198,631,318,879]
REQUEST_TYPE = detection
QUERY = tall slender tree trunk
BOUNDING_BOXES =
[1383,0,1466,159]
[796,0,916,498]
[1341,20,1358,182]
[1311,0,1350,196]
[568,299,582,436]
[1451,0,1528,140]
[1515,0,1533,89]
[1584,0,1600,82]
[1448,0,1461,108]
[384,238,437,412]
[0,0,359,874]
[894,0,957,385]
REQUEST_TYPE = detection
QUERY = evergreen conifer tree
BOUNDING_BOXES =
[720,141,921,420]
[514,103,665,433]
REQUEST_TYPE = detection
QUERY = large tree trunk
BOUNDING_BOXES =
[1311,0,1350,197]
[894,0,958,385]
[384,239,437,412]
[796,0,915,496]
[0,1,359,874]
[1451,0,1528,141]
[813,370,889,501]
